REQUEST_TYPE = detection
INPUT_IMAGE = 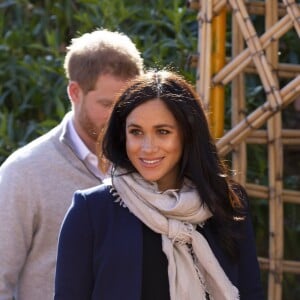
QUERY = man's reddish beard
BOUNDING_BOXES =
[78,109,102,142]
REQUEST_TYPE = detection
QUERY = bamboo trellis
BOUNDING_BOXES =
[188,1,300,299]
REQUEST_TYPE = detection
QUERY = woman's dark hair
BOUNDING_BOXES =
[103,70,245,259]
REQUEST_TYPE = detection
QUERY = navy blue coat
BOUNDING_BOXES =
[54,184,264,300]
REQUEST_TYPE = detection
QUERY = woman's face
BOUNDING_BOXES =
[125,98,183,191]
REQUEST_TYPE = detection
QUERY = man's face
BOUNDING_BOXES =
[71,73,129,152]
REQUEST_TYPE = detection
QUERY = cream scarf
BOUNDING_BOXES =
[112,169,239,300]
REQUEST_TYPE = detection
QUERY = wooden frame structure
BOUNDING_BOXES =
[188,1,300,299]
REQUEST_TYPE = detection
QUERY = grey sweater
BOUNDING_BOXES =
[0,113,102,300]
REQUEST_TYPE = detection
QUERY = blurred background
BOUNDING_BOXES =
[1,1,299,299]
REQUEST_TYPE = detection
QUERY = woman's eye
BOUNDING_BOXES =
[158,129,170,135]
[129,129,142,135]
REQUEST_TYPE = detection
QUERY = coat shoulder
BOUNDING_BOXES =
[75,183,116,207]
[73,183,128,219]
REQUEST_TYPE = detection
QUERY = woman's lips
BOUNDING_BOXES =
[139,158,163,167]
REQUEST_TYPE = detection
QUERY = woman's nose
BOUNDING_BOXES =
[141,136,158,152]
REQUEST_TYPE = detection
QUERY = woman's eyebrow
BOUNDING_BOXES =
[126,123,176,129]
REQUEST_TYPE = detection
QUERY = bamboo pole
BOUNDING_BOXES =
[210,7,226,138]
[229,0,282,109]
[282,189,300,204]
[216,75,300,156]
[282,0,300,36]
[197,0,213,108]
[195,3,300,297]
[246,129,300,145]
[195,1,294,17]
[231,6,247,185]
[258,257,300,274]
[245,63,300,79]
[265,2,283,298]
[213,14,294,85]
[246,183,300,204]
[213,0,227,15]
[212,0,300,86]
[245,2,291,16]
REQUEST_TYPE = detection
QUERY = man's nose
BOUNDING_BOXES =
[104,107,113,121]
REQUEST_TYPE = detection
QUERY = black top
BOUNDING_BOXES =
[141,224,211,300]
[141,224,170,300]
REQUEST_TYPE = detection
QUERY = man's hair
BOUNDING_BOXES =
[64,29,144,93]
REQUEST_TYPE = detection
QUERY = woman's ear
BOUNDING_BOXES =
[67,81,83,105]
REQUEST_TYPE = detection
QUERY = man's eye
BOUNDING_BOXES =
[98,100,113,108]
[102,102,113,108]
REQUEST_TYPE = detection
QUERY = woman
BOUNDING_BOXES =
[54,70,264,299]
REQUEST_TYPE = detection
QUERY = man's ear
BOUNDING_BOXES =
[67,81,82,104]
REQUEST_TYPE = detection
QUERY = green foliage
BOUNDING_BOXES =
[0,0,198,163]
[0,0,71,159]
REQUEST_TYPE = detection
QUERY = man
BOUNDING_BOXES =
[0,29,143,300]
